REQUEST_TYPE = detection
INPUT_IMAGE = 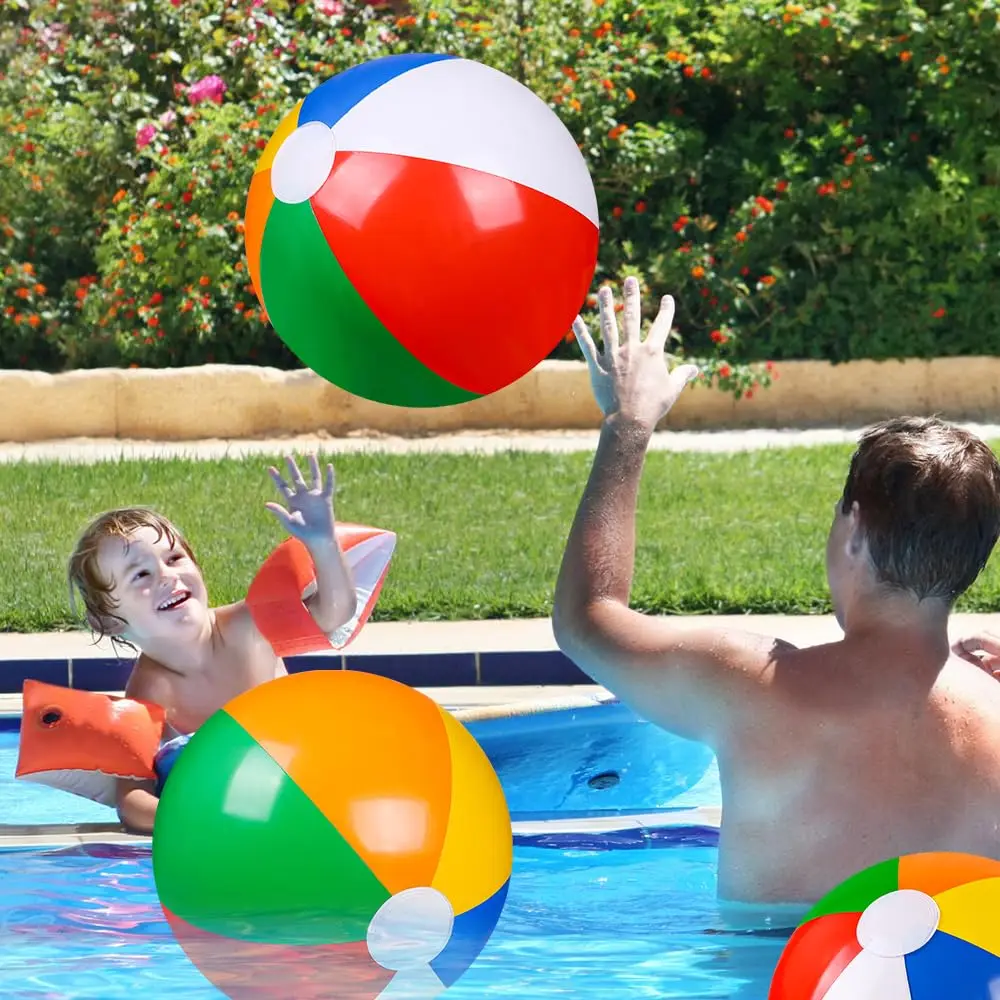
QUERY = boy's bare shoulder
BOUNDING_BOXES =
[215,599,274,652]
[124,652,177,709]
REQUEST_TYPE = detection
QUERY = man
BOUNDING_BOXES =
[552,278,1000,906]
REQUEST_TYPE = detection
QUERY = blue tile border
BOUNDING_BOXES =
[480,649,590,685]
[0,648,591,694]
[0,659,69,694]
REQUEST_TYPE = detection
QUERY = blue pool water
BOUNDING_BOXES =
[0,706,785,998]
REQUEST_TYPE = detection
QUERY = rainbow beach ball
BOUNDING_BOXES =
[244,53,599,408]
[152,670,513,1000]
[769,851,1000,1000]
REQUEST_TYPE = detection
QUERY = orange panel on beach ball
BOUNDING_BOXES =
[222,670,454,896]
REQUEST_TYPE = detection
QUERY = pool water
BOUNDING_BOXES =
[1,706,770,998]
[0,839,786,999]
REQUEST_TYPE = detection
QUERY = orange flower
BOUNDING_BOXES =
[691,265,705,279]
[562,66,578,82]
[23,263,34,275]
[939,64,950,74]
[608,124,628,140]
[900,51,912,62]
[569,98,582,112]
[245,310,257,322]
[199,275,210,286]
[820,15,831,27]
[626,87,636,102]
[15,288,29,299]
[602,79,614,91]
[227,211,239,221]
[28,314,40,328]
[760,275,776,286]
[735,231,747,243]
[113,189,127,204]
[683,66,695,78]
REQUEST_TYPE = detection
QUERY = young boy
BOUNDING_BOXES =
[67,454,357,835]
[554,278,1000,907]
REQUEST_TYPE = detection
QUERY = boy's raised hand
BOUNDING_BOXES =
[265,453,338,546]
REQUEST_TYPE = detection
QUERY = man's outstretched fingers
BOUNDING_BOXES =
[647,294,676,351]
[599,286,619,352]
[573,316,600,366]
[623,276,642,342]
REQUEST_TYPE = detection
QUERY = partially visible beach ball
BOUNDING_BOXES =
[769,851,1000,999]
[244,53,599,409]
[152,670,513,999]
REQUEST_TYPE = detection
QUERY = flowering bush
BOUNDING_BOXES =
[2,0,998,400]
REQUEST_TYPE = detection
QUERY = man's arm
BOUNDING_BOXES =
[552,413,780,746]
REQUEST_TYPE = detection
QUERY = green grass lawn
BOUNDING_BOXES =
[3,443,1000,632]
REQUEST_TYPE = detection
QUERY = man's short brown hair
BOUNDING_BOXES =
[68,507,198,639]
[840,416,1000,602]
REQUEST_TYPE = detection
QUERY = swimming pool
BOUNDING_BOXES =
[0,704,786,999]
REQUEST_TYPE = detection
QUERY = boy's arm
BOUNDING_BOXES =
[300,537,357,635]
[115,664,169,834]
[553,413,786,747]
[116,777,158,834]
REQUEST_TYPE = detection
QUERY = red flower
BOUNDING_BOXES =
[672,215,689,231]
[755,196,774,213]
[932,307,946,319]
[710,329,727,343]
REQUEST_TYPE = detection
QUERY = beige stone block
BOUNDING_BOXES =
[3,356,1000,441]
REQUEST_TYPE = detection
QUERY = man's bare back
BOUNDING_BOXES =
[127,603,287,736]
[715,636,1000,903]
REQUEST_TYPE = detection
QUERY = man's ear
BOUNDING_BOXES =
[845,501,867,557]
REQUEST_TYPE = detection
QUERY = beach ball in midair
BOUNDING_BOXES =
[769,851,1000,999]
[243,53,599,408]
[152,670,513,1000]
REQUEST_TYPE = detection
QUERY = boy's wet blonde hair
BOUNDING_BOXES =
[68,507,199,641]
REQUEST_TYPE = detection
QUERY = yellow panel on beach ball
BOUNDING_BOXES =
[430,705,512,915]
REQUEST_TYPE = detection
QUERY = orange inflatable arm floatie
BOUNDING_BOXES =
[245,524,396,657]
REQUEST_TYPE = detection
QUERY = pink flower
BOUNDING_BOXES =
[316,0,343,14]
[135,124,157,149]
[186,74,227,106]
[170,0,181,6]
[158,109,177,127]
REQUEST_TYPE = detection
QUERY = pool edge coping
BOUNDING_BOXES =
[0,807,723,850]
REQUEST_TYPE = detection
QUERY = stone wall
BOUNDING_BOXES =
[3,357,1000,440]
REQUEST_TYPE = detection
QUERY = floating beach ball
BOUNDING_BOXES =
[152,670,513,1000]
[769,851,1000,1000]
[244,53,599,408]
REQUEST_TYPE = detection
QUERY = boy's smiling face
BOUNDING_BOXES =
[96,525,210,643]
